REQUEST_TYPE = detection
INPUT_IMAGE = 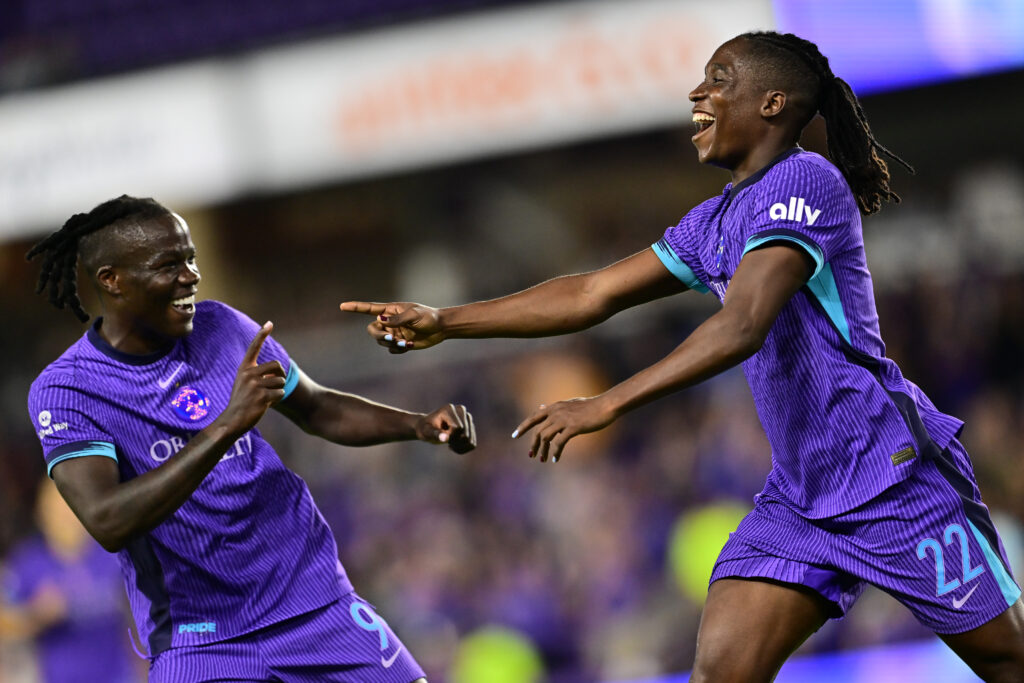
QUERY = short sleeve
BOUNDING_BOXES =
[652,195,725,294]
[28,375,117,477]
[740,158,856,278]
[209,302,300,400]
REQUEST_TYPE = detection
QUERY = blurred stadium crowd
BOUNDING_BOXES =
[2,1,1024,681]
[1,114,1023,680]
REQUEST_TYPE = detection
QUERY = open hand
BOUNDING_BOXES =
[339,301,445,354]
[512,396,615,463]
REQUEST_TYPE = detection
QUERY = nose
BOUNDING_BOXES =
[688,81,706,102]
[182,261,201,285]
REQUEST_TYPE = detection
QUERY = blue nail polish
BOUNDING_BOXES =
[397,340,406,348]
[384,334,393,342]
[511,429,519,439]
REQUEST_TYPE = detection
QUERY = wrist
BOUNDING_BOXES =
[435,307,455,339]
[206,416,247,446]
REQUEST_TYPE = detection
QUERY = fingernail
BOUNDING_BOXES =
[552,456,558,464]
[384,334,393,342]
[528,450,534,458]
[397,340,406,348]
[439,433,449,443]
[379,315,389,321]
[511,429,519,439]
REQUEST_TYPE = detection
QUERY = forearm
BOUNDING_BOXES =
[440,273,613,339]
[77,422,242,552]
[293,390,421,446]
[601,308,763,418]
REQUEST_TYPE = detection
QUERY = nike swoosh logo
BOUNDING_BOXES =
[952,583,980,609]
[158,362,185,389]
[381,647,403,668]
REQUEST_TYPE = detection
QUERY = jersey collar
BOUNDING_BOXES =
[729,147,803,195]
[87,318,178,366]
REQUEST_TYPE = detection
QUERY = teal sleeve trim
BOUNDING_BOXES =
[652,241,709,293]
[969,520,1022,607]
[805,263,851,344]
[47,441,117,478]
[282,362,300,400]
[742,234,824,279]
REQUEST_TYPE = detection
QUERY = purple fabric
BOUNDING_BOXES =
[656,148,963,517]
[28,301,353,657]
[712,439,1021,633]
[2,537,137,683]
[149,591,425,683]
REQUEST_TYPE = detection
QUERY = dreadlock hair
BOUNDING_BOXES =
[25,195,171,323]
[739,31,914,215]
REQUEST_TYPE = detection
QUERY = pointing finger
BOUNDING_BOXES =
[339,301,390,317]
[243,322,273,368]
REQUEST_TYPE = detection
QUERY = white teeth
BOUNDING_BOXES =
[172,295,195,307]
[692,113,715,123]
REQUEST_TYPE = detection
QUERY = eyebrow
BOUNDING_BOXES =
[149,246,195,262]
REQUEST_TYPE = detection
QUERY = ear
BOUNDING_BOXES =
[96,265,121,297]
[761,90,786,119]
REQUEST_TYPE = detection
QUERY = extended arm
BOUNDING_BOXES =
[516,244,813,461]
[340,248,687,351]
[273,367,475,452]
[52,323,287,552]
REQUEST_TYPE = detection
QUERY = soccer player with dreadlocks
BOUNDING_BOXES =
[342,32,1024,680]
[27,198,476,682]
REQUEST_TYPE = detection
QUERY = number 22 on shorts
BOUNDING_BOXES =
[917,523,986,596]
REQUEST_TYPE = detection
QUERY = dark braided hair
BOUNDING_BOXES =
[25,195,171,322]
[739,31,914,215]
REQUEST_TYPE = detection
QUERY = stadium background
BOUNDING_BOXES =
[1,0,1023,680]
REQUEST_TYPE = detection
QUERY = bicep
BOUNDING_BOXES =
[722,243,815,334]
[589,248,690,312]
[51,455,121,527]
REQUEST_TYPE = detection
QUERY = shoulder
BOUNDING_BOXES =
[193,300,259,336]
[758,151,850,200]
[30,339,89,399]
[677,191,730,229]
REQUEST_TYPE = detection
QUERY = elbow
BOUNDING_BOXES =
[79,507,133,553]
[96,535,125,554]
[724,314,769,361]
[86,522,128,553]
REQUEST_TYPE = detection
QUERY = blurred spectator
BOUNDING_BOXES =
[0,478,139,683]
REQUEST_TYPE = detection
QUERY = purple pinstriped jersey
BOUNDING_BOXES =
[28,301,353,657]
[654,148,963,517]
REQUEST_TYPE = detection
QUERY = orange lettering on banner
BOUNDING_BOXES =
[335,14,711,152]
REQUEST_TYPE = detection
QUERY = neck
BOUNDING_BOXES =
[730,141,796,185]
[98,316,173,356]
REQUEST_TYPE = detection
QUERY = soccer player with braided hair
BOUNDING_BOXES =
[343,32,1024,680]
[27,196,477,682]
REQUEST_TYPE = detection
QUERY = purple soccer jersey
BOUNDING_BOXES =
[28,301,353,658]
[2,536,137,683]
[654,148,963,517]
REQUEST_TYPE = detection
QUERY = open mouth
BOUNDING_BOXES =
[693,112,715,137]
[171,294,196,315]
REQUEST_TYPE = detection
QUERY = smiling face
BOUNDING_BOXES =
[688,38,777,174]
[96,213,201,353]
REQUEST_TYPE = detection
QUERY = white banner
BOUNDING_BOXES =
[0,65,242,239]
[0,0,773,239]
[246,0,773,187]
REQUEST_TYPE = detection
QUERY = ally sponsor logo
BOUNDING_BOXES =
[769,196,822,226]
